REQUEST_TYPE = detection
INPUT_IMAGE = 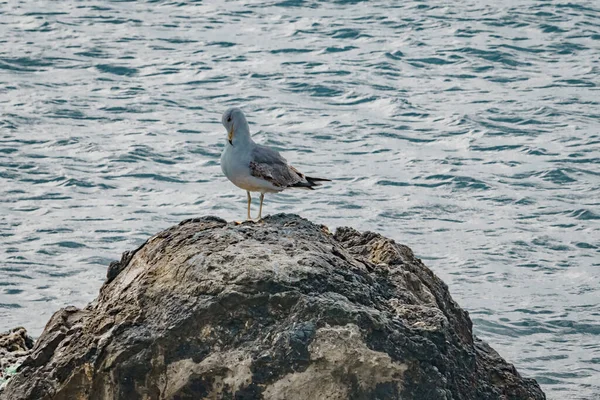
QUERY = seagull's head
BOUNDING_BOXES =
[222,107,249,147]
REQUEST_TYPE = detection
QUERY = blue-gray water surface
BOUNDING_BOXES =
[1,1,599,398]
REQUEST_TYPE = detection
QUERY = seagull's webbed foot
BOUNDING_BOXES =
[235,219,256,225]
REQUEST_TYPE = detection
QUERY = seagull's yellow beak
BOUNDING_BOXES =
[228,125,234,146]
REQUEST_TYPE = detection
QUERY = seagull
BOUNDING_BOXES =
[220,108,330,221]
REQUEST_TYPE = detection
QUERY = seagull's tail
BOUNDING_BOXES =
[291,176,331,190]
[306,176,331,185]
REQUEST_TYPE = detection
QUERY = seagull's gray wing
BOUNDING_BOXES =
[249,144,308,189]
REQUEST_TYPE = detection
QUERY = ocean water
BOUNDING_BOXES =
[0,0,598,398]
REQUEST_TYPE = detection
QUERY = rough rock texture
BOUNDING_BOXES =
[0,327,34,391]
[1,214,545,400]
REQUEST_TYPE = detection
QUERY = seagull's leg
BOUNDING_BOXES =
[247,191,252,221]
[257,193,265,220]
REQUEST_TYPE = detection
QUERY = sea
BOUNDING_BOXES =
[0,1,598,398]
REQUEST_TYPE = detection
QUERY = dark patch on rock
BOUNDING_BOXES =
[1,214,545,399]
[107,248,138,284]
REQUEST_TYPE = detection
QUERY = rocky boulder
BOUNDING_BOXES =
[1,214,545,400]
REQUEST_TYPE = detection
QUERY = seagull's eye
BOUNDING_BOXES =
[227,117,232,122]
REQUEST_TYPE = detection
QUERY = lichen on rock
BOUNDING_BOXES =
[0,327,34,392]
[1,214,545,400]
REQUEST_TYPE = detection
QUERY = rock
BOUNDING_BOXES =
[1,214,545,400]
[0,327,34,391]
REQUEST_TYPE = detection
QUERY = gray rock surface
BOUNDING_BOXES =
[1,214,545,400]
